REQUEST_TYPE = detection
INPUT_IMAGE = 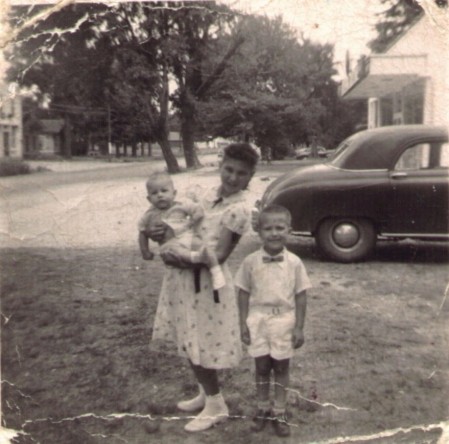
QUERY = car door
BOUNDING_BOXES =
[386,141,449,236]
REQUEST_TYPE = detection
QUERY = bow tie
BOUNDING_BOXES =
[263,255,284,263]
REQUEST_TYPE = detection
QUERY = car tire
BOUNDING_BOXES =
[316,218,376,262]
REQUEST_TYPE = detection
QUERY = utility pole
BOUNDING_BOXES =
[107,101,112,159]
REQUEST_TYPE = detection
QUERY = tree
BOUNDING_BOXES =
[369,0,447,53]
[168,1,243,168]
[197,14,344,156]
[7,2,181,172]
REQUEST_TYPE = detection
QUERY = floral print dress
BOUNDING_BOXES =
[152,184,249,369]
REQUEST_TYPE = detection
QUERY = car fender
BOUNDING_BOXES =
[266,169,390,234]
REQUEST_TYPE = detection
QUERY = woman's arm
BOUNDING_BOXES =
[215,227,241,264]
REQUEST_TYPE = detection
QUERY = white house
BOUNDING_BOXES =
[340,13,448,128]
[0,85,23,158]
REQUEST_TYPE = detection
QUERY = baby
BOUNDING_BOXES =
[138,172,225,290]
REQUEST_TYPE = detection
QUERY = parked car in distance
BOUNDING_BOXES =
[260,125,449,262]
[295,146,331,160]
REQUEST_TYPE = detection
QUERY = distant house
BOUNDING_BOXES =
[0,85,23,158]
[340,14,448,128]
[24,119,65,155]
[150,131,183,155]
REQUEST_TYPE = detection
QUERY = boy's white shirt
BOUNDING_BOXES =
[235,247,312,310]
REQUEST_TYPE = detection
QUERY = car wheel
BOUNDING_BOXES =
[316,218,376,262]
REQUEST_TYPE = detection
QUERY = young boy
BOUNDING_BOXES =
[236,204,311,437]
[138,171,225,290]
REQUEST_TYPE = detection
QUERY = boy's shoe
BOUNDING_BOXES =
[272,411,291,437]
[250,409,271,432]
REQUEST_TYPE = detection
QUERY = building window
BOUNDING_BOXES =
[11,127,16,148]
[3,132,10,156]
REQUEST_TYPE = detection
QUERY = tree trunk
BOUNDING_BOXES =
[180,91,201,168]
[310,136,318,159]
[123,143,128,157]
[181,115,201,168]
[63,114,72,158]
[131,142,137,157]
[147,140,152,157]
[158,137,180,173]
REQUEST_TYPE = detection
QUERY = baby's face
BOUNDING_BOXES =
[258,212,291,254]
[147,178,176,210]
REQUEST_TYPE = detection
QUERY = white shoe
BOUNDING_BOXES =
[177,385,206,412]
[184,393,229,432]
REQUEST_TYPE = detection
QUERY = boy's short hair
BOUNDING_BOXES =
[145,171,173,191]
[259,204,292,226]
[223,143,259,170]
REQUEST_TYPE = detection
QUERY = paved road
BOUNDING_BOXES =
[0,155,270,249]
[0,155,219,197]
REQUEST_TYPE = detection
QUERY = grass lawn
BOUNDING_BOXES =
[1,160,448,443]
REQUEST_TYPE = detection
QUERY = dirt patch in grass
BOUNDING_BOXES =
[1,236,449,443]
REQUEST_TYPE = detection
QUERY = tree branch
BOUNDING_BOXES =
[195,34,244,99]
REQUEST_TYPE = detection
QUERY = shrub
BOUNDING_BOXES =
[24,152,63,161]
[0,158,31,177]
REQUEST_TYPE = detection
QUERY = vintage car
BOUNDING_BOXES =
[295,146,330,160]
[260,125,449,262]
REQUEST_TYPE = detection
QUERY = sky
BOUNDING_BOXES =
[223,0,388,77]
[1,0,387,81]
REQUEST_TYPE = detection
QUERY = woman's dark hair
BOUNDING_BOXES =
[223,143,259,170]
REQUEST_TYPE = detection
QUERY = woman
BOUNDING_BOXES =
[148,143,259,432]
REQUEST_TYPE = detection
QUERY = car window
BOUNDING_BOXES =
[330,132,362,164]
[395,142,449,170]
[440,142,449,167]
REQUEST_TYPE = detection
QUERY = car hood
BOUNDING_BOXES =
[262,164,334,204]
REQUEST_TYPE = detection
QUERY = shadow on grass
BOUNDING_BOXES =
[286,237,449,264]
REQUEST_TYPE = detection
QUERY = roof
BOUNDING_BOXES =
[331,125,448,170]
[39,119,65,134]
[375,13,424,54]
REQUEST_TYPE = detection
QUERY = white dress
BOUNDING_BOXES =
[152,185,249,369]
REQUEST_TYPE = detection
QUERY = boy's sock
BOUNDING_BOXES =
[272,401,287,416]
[272,402,290,437]
[257,400,272,413]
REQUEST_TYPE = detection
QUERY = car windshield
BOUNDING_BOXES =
[330,132,364,167]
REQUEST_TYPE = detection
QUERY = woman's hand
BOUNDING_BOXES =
[146,222,166,243]
[240,323,251,345]
[251,206,260,232]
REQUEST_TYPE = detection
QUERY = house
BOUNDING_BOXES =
[0,85,23,158]
[340,13,448,128]
[24,119,65,155]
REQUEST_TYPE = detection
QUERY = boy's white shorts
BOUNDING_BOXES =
[246,308,295,360]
